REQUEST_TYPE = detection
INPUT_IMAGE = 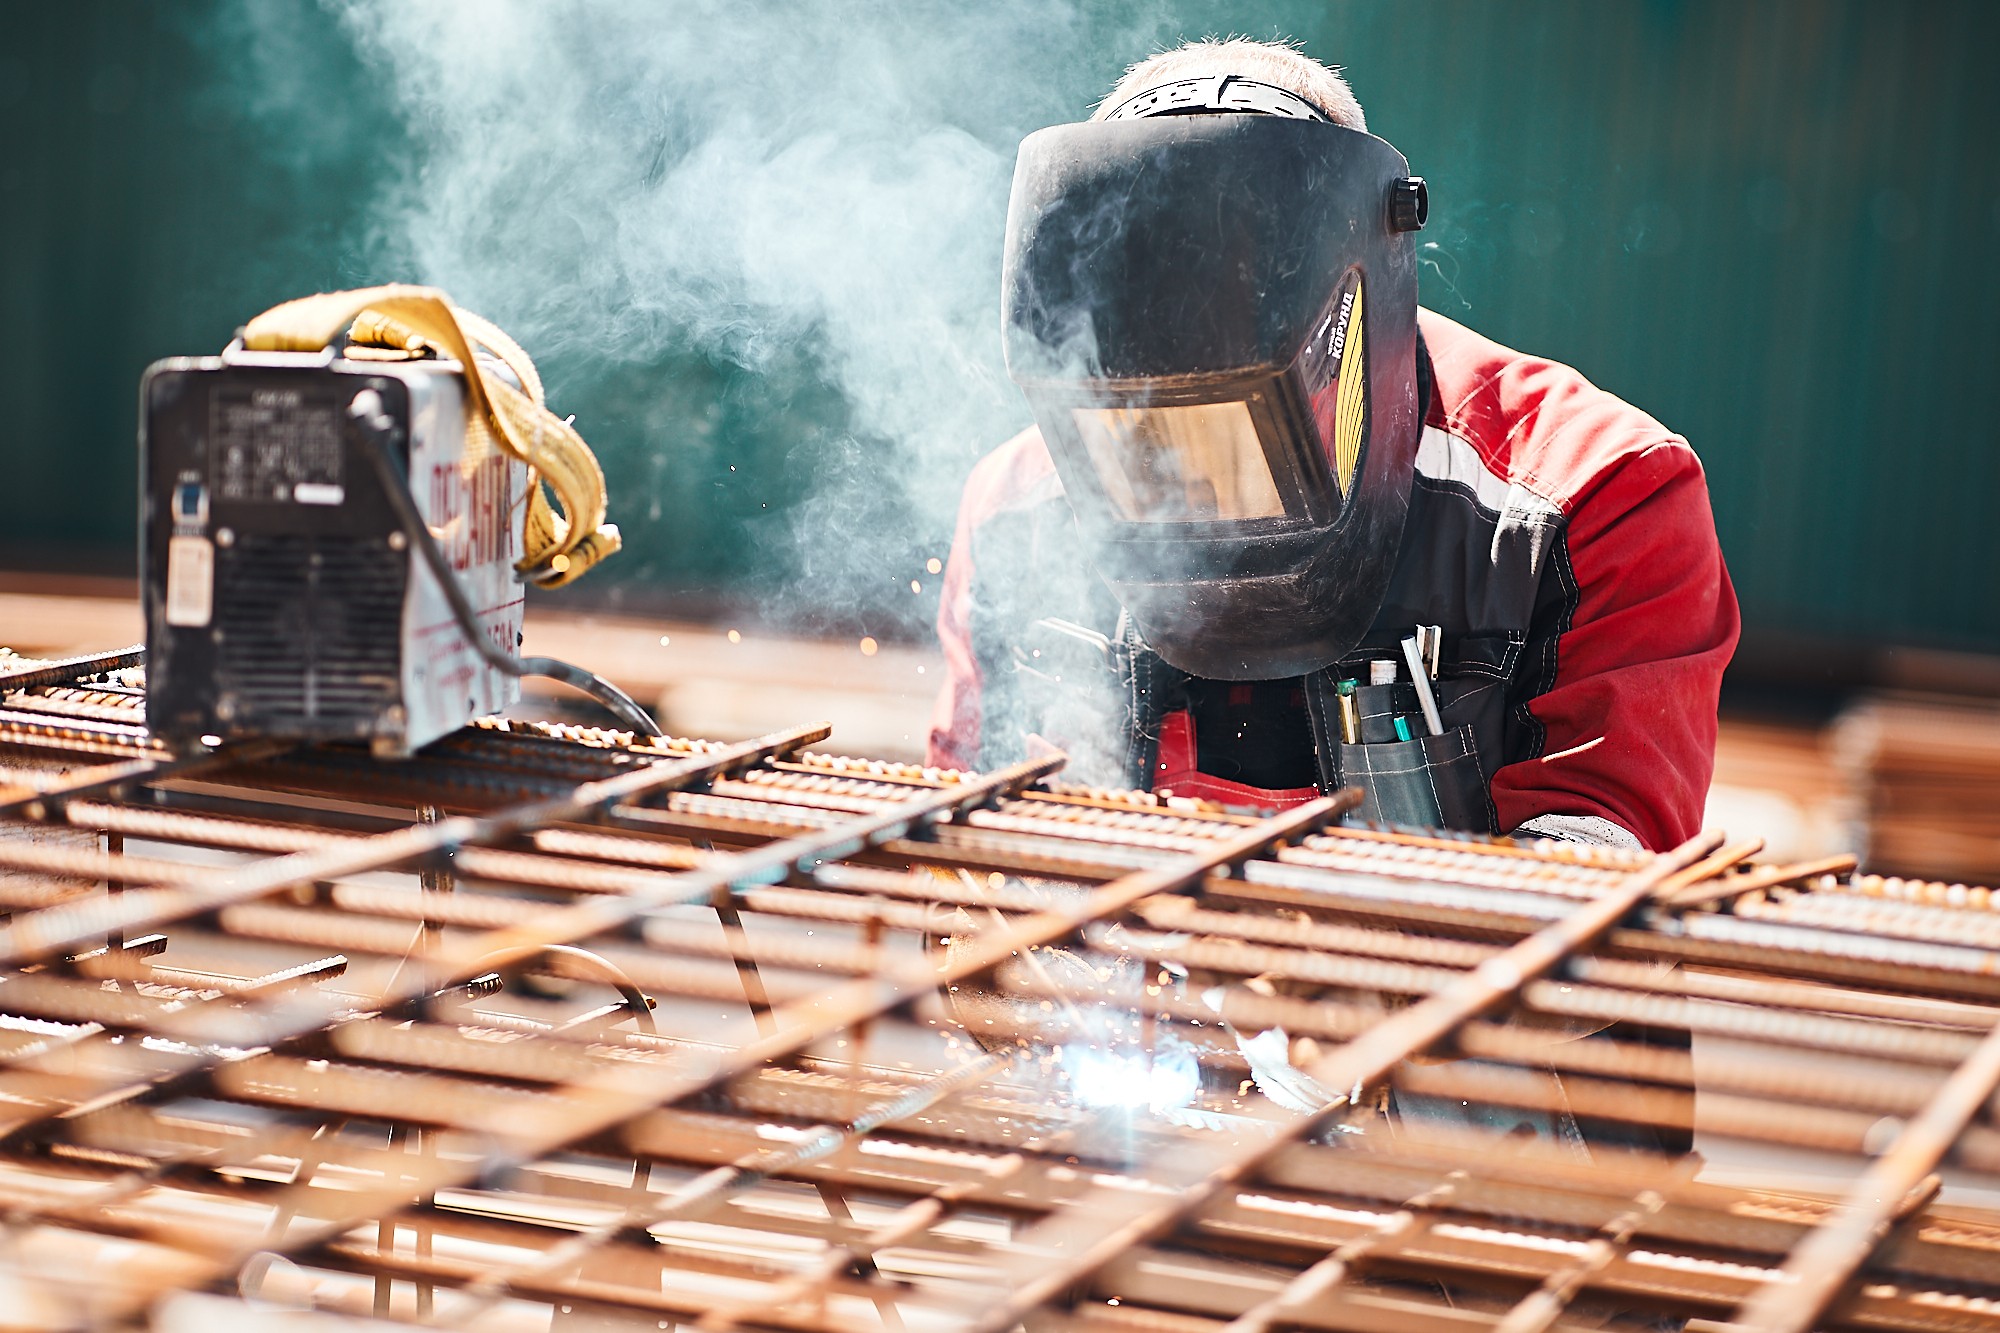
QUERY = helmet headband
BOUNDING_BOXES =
[1102,75,1330,124]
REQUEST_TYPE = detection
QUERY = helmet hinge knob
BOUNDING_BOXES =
[1389,177,1429,232]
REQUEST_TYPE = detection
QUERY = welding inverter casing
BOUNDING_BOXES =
[140,345,528,756]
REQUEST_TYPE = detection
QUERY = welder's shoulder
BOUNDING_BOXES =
[958,425,1065,529]
[1418,309,1702,518]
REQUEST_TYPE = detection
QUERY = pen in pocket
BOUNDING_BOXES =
[1336,678,1359,744]
[1401,635,1445,736]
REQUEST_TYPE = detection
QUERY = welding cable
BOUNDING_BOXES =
[466,943,658,1035]
[344,396,665,739]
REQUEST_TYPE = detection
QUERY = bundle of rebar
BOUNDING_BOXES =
[2,646,1999,1333]
[1836,693,2000,883]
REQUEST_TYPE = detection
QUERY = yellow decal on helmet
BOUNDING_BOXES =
[1332,281,1366,497]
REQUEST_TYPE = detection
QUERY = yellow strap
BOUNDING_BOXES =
[241,285,618,588]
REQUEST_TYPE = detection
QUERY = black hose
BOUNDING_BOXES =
[347,396,666,739]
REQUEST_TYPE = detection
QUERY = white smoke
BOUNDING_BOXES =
[312,0,1171,625]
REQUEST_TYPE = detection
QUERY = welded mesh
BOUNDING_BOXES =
[0,649,1997,1333]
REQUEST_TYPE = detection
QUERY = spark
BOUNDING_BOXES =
[1539,736,1605,763]
[1061,1038,1200,1113]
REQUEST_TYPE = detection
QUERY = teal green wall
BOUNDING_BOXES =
[3,2,1996,656]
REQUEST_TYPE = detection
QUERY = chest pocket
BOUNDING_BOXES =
[1306,630,1525,833]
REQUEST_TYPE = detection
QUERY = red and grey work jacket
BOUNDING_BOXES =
[927,310,1740,852]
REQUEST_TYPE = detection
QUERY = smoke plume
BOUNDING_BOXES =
[296,0,1171,631]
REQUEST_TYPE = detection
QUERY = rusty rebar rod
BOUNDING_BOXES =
[1726,1014,2000,1331]
[959,829,1724,1333]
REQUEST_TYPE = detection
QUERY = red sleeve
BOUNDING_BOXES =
[927,476,985,770]
[1489,442,1740,850]
[926,428,1057,769]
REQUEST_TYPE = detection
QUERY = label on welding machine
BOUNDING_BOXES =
[210,387,343,503]
[164,534,214,627]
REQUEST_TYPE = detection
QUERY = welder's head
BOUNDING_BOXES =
[1091,38,1369,132]
[1001,40,1428,681]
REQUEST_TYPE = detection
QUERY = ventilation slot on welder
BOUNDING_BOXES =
[213,534,404,731]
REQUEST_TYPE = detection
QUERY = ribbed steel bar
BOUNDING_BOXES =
[192,791,1344,1286]
[0,758,1059,1308]
[0,645,146,692]
[0,721,831,967]
[1216,1171,1467,1333]
[1728,1013,2000,1332]
[0,780,1338,1321]
[958,829,1724,1333]
[0,725,832,1167]
[13,748,1049,1116]
[0,764,1048,1312]
[429,1047,1020,1329]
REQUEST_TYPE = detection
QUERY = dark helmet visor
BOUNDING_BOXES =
[1025,259,1368,536]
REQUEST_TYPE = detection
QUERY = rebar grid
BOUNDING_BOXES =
[1,650,1999,1332]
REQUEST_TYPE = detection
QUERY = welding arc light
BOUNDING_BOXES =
[1060,1035,1201,1112]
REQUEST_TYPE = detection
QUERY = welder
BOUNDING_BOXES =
[928,38,1739,855]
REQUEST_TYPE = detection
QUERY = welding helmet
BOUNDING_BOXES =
[1001,84,1428,680]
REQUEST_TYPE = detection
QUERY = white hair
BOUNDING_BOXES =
[1093,37,1366,132]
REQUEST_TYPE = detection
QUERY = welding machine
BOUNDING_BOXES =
[140,285,655,757]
